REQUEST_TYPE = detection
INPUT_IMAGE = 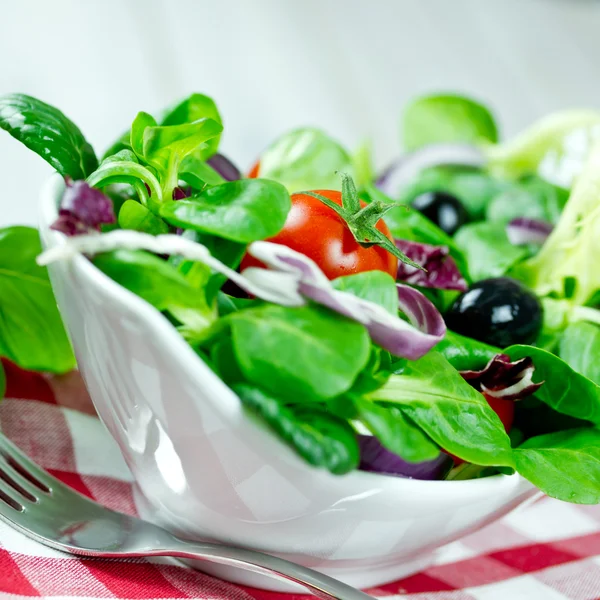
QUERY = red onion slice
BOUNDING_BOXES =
[506,217,553,246]
[358,435,452,479]
[376,143,486,197]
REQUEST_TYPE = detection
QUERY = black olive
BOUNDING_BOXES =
[412,191,468,236]
[445,277,543,348]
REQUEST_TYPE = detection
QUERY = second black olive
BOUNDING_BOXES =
[445,277,543,348]
[412,191,469,236]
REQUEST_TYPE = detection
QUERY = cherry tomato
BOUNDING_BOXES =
[484,393,515,433]
[449,392,514,466]
[240,190,398,280]
[247,160,260,178]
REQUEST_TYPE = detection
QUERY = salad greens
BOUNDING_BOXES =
[0,94,98,179]
[402,94,499,151]
[229,304,371,401]
[559,322,600,385]
[2,88,600,506]
[160,179,290,243]
[368,351,514,468]
[0,226,75,383]
[454,221,530,282]
[256,127,354,192]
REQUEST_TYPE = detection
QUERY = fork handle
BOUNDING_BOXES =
[159,539,374,600]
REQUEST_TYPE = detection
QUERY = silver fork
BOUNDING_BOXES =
[0,434,373,600]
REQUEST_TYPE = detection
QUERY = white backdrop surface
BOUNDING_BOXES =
[1,0,599,226]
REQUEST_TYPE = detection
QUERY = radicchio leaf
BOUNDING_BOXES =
[51,180,115,236]
[39,231,446,359]
[395,239,467,291]
[358,435,453,480]
[460,353,543,400]
[506,217,553,246]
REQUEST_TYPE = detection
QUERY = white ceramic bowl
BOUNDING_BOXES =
[39,175,538,591]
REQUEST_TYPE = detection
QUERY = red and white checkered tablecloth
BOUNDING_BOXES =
[1,359,600,600]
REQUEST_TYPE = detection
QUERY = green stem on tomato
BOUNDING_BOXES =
[302,173,423,270]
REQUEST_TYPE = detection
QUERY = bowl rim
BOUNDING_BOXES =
[39,173,535,497]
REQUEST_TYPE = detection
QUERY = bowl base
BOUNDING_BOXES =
[179,551,435,593]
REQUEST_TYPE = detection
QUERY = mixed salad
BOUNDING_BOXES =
[1,91,600,504]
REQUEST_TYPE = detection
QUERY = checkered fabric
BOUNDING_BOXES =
[1,358,600,600]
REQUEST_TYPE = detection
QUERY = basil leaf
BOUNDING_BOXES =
[332,271,398,314]
[353,397,440,463]
[559,322,600,385]
[455,221,529,282]
[179,155,226,189]
[506,345,600,425]
[486,175,568,225]
[0,227,75,373]
[93,249,216,340]
[210,336,245,385]
[161,93,222,159]
[142,118,223,174]
[160,179,291,243]
[230,304,370,400]
[346,346,392,395]
[118,200,169,235]
[216,292,257,317]
[368,351,514,467]
[130,111,157,157]
[403,94,499,151]
[233,384,360,475]
[436,330,500,371]
[0,93,98,179]
[514,428,600,504]
[514,396,590,440]
[398,166,508,220]
[258,128,353,192]
[93,249,209,313]
[174,230,246,305]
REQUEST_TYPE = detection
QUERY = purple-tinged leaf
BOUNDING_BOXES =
[207,153,242,181]
[506,217,553,246]
[358,435,452,479]
[395,239,468,291]
[460,353,543,400]
[173,186,190,200]
[51,180,115,236]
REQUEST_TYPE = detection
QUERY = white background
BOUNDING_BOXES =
[1,0,599,227]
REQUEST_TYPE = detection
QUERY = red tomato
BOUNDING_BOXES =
[450,393,515,465]
[484,393,515,433]
[240,190,398,280]
[247,160,260,178]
